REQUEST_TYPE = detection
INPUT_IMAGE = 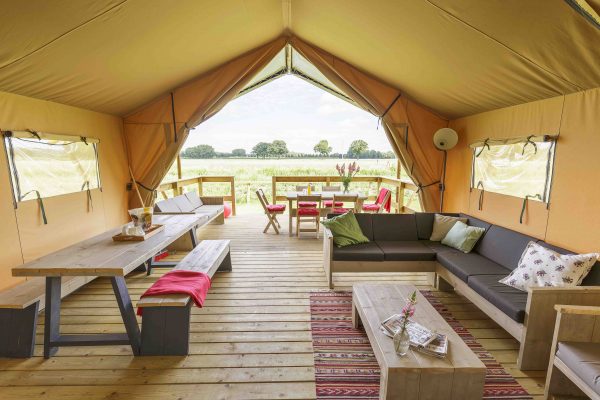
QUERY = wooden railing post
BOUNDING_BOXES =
[230,177,236,216]
[197,178,203,196]
[272,176,277,204]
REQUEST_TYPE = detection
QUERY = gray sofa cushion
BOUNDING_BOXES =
[475,225,536,270]
[172,195,195,212]
[185,191,203,209]
[415,213,460,240]
[556,341,600,396]
[420,240,456,253]
[372,214,418,241]
[332,242,384,262]
[467,274,528,323]
[354,213,374,241]
[459,213,493,231]
[437,252,510,282]
[376,241,436,261]
[154,199,180,213]
[537,240,600,286]
[194,205,224,219]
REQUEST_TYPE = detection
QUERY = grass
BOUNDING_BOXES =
[163,158,420,213]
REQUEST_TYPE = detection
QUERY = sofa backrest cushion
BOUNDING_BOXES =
[459,213,493,231]
[372,214,418,241]
[537,241,600,286]
[349,213,374,241]
[185,191,203,209]
[154,199,181,213]
[172,195,195,212]
[415,213,460,240]
[475,225,537,270]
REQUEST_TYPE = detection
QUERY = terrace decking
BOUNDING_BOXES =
[0,214,546,399]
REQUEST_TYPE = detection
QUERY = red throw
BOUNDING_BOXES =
[137,270,211,316]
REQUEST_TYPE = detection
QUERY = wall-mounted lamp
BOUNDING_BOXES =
[433,128,458,212]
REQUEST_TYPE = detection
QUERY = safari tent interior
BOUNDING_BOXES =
[1,1,600,399]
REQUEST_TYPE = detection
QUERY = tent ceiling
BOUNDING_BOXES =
[0,0,599,118]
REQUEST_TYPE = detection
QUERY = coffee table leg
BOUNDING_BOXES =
[352,297,360,329]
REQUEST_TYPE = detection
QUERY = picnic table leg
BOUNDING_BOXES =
[111,276,141,355]
[44,277,61,358]
[189,228,198,247]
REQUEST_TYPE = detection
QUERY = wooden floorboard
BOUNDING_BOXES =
[0,213,546,399]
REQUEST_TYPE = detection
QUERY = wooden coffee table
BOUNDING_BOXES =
[352,284,486,400]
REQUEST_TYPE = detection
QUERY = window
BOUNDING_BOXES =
[471,136,556,202]
[3,130,101,202]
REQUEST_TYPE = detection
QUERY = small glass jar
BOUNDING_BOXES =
[394,328,410,356]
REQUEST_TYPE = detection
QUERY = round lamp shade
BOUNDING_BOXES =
[433,128,458,150]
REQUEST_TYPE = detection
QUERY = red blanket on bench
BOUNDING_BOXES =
[137,270,211,316]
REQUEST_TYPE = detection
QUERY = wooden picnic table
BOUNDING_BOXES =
[12,213,206,358]
[284,191,367,236]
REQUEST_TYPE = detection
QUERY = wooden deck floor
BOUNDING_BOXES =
[0,213,546,399]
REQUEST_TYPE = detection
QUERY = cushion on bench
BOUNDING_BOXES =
[194,205,224,219]
[420,240,456,253]
[376,241,436,261]
[155,199,181,213]
[467,274,528,323]
[556,341,600,396]
[459,213,493,232]
[415,213,460,240]
[474,225,536,270]
[354,213,374,241]
[332,242,384,261]
[437,251,510,282]
[172,195,195,212]
[372,214,418,241]
[185,191,203,209]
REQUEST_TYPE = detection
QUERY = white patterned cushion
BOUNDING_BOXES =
[499,241,599,291]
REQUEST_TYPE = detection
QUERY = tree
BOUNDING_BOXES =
[232,148,246,157]
[252,142,270,158]
[181,144,216,159]
[348,140,369,158]
[313,140,332,157]
[268,140,288,158]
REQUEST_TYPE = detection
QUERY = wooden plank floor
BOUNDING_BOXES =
[0,214,546,399]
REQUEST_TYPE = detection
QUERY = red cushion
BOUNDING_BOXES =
[332,208,351,214]
[362,204,381,211]
[323,200,344,207]
[267,204,286,212]
[297,207,320,216]
[298,201,317,208]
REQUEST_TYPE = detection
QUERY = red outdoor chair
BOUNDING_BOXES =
[362,188,392,213]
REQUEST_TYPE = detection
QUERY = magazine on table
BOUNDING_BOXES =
[380,314,448,357]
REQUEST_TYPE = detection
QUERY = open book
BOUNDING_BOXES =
[380,314,448,358]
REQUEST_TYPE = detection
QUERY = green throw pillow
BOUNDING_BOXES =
[321,212,370,247]
[441,221,485,253]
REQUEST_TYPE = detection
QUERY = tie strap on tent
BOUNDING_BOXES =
[474,138,490,157]
[21,190,47,225]
[520,194,542,224]
[476,181,485,211]
[470,135,557,151]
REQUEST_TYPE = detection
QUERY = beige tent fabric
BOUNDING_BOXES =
[123,37,286,207]
[290,36,448,211]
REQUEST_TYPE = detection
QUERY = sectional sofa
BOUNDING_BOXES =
[322,212,600,370]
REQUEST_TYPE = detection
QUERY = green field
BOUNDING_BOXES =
[163,158,419,213]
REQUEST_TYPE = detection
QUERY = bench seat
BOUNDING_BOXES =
[332,242,384,262]
[375,241,436,261]
[138,239,231,355]
[467,274,528,323]
[436,251,510,283]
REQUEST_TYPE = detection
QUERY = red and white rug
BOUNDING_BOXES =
[309,290,532,399]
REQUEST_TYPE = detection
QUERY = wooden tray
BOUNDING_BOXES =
[112,224,165,242]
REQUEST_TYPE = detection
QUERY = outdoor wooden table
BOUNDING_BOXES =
[12,214,206,358]
[352,283,486,400]
[285,191,367,236]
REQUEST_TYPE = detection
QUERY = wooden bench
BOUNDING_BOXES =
[0,275,94,357]
[138,239,232,356]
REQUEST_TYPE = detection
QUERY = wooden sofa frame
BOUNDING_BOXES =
[323,227,600,371]
[544,305,600,399]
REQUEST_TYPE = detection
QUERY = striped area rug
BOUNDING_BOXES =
[309,290,532,399]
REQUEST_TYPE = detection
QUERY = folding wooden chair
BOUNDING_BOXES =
[329,194,359,215]
[295,185,317,208]
[361,188,392,213]
[256,189,286,234]
[296,194,322,238]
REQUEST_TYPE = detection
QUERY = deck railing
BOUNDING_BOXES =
[271,175,419,213]
[156,176,236,216]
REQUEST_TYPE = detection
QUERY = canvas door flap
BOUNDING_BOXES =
[290,35,447,211]
[123,36,286,206]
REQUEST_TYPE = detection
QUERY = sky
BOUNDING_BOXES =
[184,74,393,154]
